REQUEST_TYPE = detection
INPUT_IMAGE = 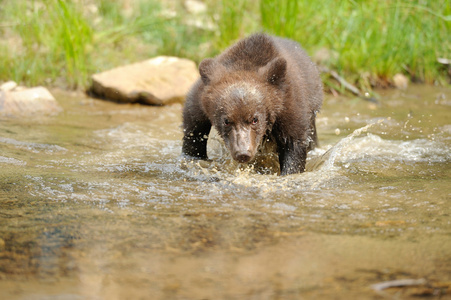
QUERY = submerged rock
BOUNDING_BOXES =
[90,56,199,105]
[0,82,62,116]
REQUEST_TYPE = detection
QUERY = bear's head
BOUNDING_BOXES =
[199,57,286,164]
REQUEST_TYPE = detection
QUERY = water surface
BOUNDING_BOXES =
[0,86,450,299]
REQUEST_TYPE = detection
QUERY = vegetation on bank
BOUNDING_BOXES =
[0,0,449,93]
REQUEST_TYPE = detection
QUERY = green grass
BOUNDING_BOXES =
[0,0,449,91]
[260,0,299,38]
[258,0,451,90]
[213,0,249,49]
[0,0,93,88]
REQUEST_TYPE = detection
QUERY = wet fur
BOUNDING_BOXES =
[182,33,323,175]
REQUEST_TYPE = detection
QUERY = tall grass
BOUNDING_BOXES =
[0,0,449,91]
[0,0,172,89]
[213,0,248,49]
[47,0,93,88]
[260,0,299,38]
[0,0,93,88]
[258,0,451,87]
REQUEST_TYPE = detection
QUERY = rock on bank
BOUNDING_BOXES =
[0,81,62,116]
[90,56,198,105]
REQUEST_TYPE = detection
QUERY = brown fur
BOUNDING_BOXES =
[182,33,323,175]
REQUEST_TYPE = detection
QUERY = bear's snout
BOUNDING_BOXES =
[229,126,256,164]
[235,152,252,163]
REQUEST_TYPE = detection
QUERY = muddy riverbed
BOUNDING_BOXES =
[0,85,450,299]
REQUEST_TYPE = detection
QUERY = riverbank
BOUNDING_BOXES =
[0,0,449,94]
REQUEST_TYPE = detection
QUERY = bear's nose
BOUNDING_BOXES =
[235,152,251,163]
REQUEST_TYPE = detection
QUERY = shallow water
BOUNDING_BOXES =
[0,85,450,299]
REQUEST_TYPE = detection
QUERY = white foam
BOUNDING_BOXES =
[0,137,67,153]
[338,134,449,163]
[0,156,26,166]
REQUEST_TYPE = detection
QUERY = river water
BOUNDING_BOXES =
[0,85,450,299]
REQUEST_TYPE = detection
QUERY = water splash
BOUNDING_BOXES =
[307,123,376,171]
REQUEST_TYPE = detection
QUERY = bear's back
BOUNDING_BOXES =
[271,36,323,112]
[217,33,278,71]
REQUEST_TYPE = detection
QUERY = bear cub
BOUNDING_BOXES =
[182,33,323,175]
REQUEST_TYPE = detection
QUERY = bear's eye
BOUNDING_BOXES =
[224,119,230,126]
[252,117,259,125]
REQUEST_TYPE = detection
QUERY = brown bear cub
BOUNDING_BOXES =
[182,33,323,175]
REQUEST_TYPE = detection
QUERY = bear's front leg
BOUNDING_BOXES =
[182,121,211,160]
[277,139,308,175]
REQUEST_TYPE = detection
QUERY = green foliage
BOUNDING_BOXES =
[287,0,451,86]
[0,0,93,88]
[47,0,93,88]
[0,0,449,90]
[260,0,299,38]
[220,0,451,88]
[214,0,248,49]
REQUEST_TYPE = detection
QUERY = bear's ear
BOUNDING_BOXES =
[261,57,287,86]
[199,58,215,85]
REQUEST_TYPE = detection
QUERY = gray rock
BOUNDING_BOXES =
[91,56,199,105]
[0,85,62,116]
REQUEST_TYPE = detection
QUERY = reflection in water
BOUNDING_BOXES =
[0,86,450,299]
